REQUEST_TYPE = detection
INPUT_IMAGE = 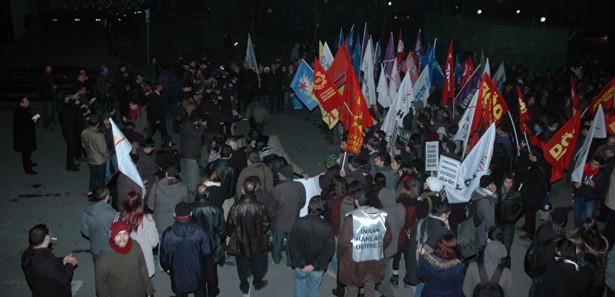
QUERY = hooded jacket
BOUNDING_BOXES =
[146,177,189,234]
[417,249,465,297]
[472,187,498,249]
[463,241,514,297]
[81,200,117,254]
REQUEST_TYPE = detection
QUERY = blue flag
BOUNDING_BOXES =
[455,55,462,85]
[290,60,319,111]
[338,27,344,48]
[352,35,362,79]
[432,62,444,86]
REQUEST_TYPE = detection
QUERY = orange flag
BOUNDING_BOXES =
[606,114,615,136]
[345,61,374,154]
[543,112,582,183]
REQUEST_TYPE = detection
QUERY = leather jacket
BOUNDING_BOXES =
[205,158,236,199]
[192,198,227,263]
[226,196,270,258]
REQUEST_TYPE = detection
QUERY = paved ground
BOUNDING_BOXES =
[0,98,580,297]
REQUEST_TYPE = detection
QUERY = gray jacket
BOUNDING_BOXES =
[270,179,306,233]
[81,201,117,255]
[472,187,497,249]
[463,241,514,297]
[380,188,404,258]
[146,177,189,235]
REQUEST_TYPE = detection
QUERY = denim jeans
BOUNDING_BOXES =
[272,230,290,265]
[88,163,107,192]
[574,194,597,228]
[528,276,543,297]
[502,223,515,268]
[181,158,200,194]
[294,267,324,297]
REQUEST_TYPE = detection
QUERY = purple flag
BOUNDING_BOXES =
[412,29,424,72]
[454,63,484,107]
[383,32,395,82]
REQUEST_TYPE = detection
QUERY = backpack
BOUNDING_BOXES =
[465,198,486,227]
[457,217,478,259]
[523,236,563,278]
[473,261,505,297]
[499,192,523,225]
[414,218,429,261]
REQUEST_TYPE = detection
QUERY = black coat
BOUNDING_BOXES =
[522,161,547,208]
[57,100,82,140]
[288,214,336,271]
[536,260,593,297]
[192,198,227,263]
[205,159,236,199]
[147,91,165,123]
[13,106,36,152]
[21,247,75,297]
[226,197,271,258]
[160,220,214,295]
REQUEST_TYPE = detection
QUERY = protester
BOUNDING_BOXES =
[472,175,498,251]
[81,116,110,194]
[497,172,524,266]
[463,240,513,297]
[22,224,78,297]
[146,166,189,235]
[572,156,607,228]
[535,238,593,297]
[417,234,465,297]
[13,96,38,175]
[81,187,117,262]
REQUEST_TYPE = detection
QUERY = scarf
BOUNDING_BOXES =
[129,107,139,120]
[109,237,132,255]
[583,163,600,178]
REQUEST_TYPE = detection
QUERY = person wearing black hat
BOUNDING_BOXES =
[472,174,498,251]
[270,165,306,265]
[81,116,110,194]
[160,202,214,297]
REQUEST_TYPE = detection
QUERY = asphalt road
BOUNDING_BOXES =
[0,101,575,297]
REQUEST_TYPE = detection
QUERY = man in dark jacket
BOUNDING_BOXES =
[226,176,271,296]
[572,155,607,228]
[13,96,38,175]
[205,145,237,216]
[22,224,78,297]
[57,95,82,171]
[39,64,56,130]
[536,238,593,297]
[192,186,226,297]
[81,187,117,262]
[342,156,369,190]
[289,196,335,297]
[270,165,306,265]
[180,113,206,194]
[519,148,548,241]
[161,202,214,297]
[147,83,168,140]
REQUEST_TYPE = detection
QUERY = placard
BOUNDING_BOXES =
[425,141,440,171]
[438,155,461,189]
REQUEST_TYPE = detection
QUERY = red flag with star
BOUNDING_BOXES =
[344,60,374,154]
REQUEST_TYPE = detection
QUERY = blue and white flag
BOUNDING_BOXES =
[246,34,260,83]
[290,60,319,111]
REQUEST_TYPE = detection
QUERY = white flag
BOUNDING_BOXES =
[571,105,607,183]
[110,118,145,195]
[377,66,391,108]
[483,58,491,77]
[382,74,413,140]
[320,42,335,71]
[452,91,478,145]
[413,62,432,105]
[445,124,496,203]
[493,62,506,86]
[361,38,377,106]
[388,59,400,102]
[246,34,260,82]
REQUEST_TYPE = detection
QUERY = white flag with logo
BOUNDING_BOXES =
[321,42,335,71]
[446,124,496,203]
[377,66,391,108]
[413,63,432,105]
[110,118,144,195]
[452,90,478,147]
[361,38,377,106]
[571,105,606,183]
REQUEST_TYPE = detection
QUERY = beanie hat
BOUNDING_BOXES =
[480,175,494,188]
[279,165,294,179]
[174,202,192,217]
[426,177,443,192]
[110,221,130,238]
[325,153,338,168]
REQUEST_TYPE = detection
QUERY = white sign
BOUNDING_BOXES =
[425,141,440,171]
[438,156,461,189]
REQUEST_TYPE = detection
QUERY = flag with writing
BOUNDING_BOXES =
[446,124,496,203]
[517,86,542,148]
[312,59,343,112]
[454,63,483,108]
[588,77,615,115]
[319,41,335,71]
[345,63,374,154]
[469,73,509,147]
[572,105,607,183]
[442,40,455,106]
[110,118,144,195]
[396,29,405,70]
[543,112,581,183]
[607,114,615,136]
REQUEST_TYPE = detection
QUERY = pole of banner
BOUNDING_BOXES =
[580,107,589,118]
[341,151,348,171]
[523,131,532,155]
[507,112,521,156]
[461,124,471,160]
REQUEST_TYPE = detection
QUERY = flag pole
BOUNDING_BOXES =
[507,112,521,156]
[341,151,348,170]
[523,131,532,155]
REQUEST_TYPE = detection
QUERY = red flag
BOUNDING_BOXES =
[396,29,405,71]
[327,45,352,94]
[442,40,455,106]
[518,86,542,148]
[312,58,343,112]
[569,75,581,117]
[345,63,374,154]
[607,114,615,136]
[588,77,615,115]
[469,74,509,146]
[543,112,582,183]
[459,57,475,88]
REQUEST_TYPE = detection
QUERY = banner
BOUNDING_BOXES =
[245,34,260,84]
[312,59,343,112]
[319,41,335,71]
[442,40,455,106]
[290,60,319,111]
[543,112,582,183]
[376,66,391,108]
[360,37,377,106]
[438,156,461,189]
[413,62,432,106]
[469,73,509,147]
[425,141,440,171]
[588,77,615,115]
[110,118,144,195]
[454,63,483,108]
[572,105,606,183]
[446,124,496,203]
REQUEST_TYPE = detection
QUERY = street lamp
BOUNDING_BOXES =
[516,10,520,14]
[540,17,546,22]
[477,9,482,15]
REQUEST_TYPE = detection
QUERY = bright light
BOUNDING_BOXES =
[394,16,398,19]
[516,10,520,14]
[388,1,392,6]
[117,18,122,22]
[233,42,239,46]
[540,17,546,22]
[95,18,101,22]
[477,9,482,15]
[52,18,58,22]
[74,18,80,22]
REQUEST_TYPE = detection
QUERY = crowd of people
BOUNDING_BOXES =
[15,42,615,297]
